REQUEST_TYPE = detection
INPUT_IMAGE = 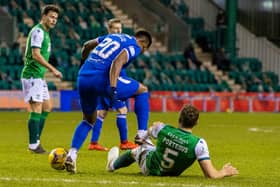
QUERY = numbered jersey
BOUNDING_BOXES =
[79,34,141,76]
[146,125,210,176]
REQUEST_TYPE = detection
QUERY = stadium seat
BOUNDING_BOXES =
[0,80,10,90]
[0,56,8,65]
[47,82,57,91]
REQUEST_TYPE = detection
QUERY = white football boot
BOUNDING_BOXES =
[106,146,119,172]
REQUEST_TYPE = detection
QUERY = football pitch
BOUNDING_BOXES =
[0,111,279,187]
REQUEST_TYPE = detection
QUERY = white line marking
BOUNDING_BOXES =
[248,128,273,133]
[0,176,209,187]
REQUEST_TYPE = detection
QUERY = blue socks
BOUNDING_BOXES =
[90,114,128,143]
[71,120,92,150]
[134,92,149,130]
[90,116,104,143]
[117,114,128,142]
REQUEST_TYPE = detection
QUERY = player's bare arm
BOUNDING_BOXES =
[148,121,164,137]
[109,50,128,87]
[32,48,62,79]
[199,159,238,179]
[81,39,98,62]
[135,121,164,145]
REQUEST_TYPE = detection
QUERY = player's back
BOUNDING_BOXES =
[147,125,200,176]
[79,33,141,76]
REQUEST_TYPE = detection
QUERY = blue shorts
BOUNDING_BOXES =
[96,97,127,111]
[78,74,139,115]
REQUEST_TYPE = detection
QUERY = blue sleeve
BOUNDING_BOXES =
[97,35,107,43]
[124,45,141,62]
[120,69,127,76]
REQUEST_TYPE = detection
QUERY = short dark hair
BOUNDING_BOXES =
[178,105,199,128]
[134,29,152,48]
[41,5,60,16]
[108,18,122,28]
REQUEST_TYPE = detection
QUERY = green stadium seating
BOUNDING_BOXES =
[0,80,10,90]
[47,82,57,91]
[0,56,8,66]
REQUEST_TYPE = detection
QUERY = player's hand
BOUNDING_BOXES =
[134,134,145,145]
[52,69,63,79]
[134,135,154,146]
[222,163,239,177]
[152,121,164,126]
[109,86,118,107]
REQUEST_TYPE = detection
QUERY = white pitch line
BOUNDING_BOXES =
[0,176,209,187]
[248,128,273,133]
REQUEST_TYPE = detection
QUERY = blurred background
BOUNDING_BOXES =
[1,0,280,112]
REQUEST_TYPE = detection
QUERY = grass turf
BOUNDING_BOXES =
[0,111,279,187]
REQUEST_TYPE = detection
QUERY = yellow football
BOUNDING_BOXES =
[48,148,68,170]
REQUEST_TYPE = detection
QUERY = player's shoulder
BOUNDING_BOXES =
[194,138,208,151]
[157,124,175,134]
[30,25,44,35]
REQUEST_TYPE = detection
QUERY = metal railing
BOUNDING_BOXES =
[237,24,280,83]
[185,0,280,84]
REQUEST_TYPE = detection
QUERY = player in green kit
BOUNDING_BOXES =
[106,105,238,178]
[21,5,62,154]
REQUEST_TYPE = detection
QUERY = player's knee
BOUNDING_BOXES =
[118,106,127,114]
[136,83,148,94]
[83,112,97,125]
[30,102,43,113]
[97,110,107,118]
[44,105,52,113]
[43,100,52,112]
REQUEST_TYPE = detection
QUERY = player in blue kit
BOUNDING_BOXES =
[88,18,138,151]
[65,30,152,173]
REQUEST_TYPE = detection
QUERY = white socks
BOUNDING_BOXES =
[137,130,148,139]
[29,143,39,150]
[68,148,78,161]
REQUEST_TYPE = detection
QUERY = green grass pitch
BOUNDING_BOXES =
[0,111,279,187]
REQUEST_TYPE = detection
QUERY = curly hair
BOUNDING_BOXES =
[178,105,199,128]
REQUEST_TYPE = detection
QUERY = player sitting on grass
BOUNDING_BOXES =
[106,104,239,178]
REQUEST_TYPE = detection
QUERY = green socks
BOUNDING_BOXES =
[113,150,135,170]
[38,111,49,138]
[28,111,49,145]
[28,112,41,144]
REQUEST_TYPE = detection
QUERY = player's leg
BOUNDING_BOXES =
[106,146,134,172]
[88,105,109,151]
[65,75,99,173]
[132,144,155,175]
[66,111,96,173]
[107,144,155,174]
[116,103,138,150]
[38,80,52,150]
[40,100,51,138]
[133,83,150,143]
[21,78,46,153]
[115,77,149,143]
[28,101,44,152]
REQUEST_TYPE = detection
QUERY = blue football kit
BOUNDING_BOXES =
[70,34,149,150]
[78,34,140,114]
